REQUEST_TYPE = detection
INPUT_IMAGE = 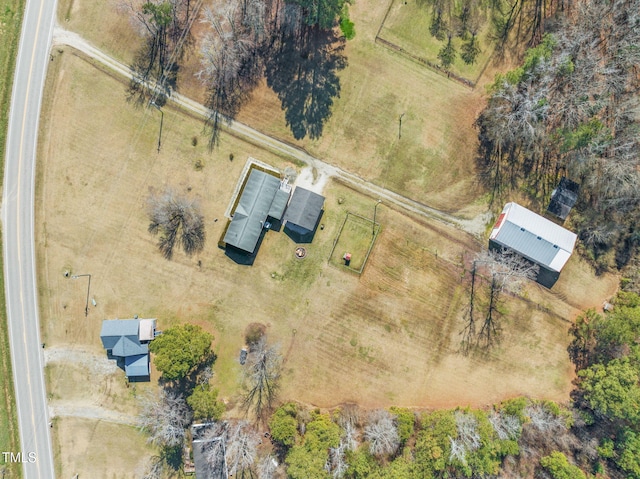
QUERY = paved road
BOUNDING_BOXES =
[3,0,57,478]
[53,28,490,238]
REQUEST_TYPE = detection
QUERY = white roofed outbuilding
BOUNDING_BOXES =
[489,202,577,288]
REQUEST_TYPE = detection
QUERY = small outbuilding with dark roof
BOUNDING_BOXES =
[489,202,577,288]
[283,187,325,237]
[547,177,579,221]
[191,423,227,479]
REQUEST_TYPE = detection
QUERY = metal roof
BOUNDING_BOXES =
[139,319,157,342]
[283,187,325,232]
[268,188,291,220]
[100,319,148,357]
[223,170,282,253]
[191,423,228,479]
[124,354,150,377]
[100,320,139,349]
[112,337,148,357]
[547,177,579,220]
[490,202,577,272]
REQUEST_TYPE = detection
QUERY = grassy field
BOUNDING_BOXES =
[0,230,21,478]
[378,0,496,83]
[53,417,155,479]
[0,0,25,477]
[55,0,488,214]
[36,3,621,477]
[37,49,616,412]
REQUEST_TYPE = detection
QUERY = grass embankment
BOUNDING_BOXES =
[0,0,26,477]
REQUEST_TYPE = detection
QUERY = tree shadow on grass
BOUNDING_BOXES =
[265,26,347,140]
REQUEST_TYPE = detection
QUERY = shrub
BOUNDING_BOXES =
[540,451,587,479]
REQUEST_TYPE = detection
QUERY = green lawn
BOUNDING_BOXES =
[329,213,380,272]
[379,0,495,83]
[0,0,25,477]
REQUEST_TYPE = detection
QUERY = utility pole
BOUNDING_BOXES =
[398,113,405,140]
[150,101,164,153]
[71,274,91,317]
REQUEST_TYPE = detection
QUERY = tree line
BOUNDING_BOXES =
[123,0,351,147]
[137,292,640,478]
[568,291,640,478]
[417,0,559,69]
[476,0,640,271]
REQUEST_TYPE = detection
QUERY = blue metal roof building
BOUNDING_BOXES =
[100,319,155,379]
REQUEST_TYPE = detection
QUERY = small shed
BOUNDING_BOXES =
[489,202,577,288]
[547,177,579,221]
[283,187,325,236]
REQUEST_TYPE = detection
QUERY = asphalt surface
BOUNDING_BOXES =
[3,0,57,478]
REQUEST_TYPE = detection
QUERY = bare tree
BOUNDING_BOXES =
[147,189,206,260]
[363,410,400,457]
[225,421,259,478]
[337,403,362,429]
[257,454,278,479]
[326,421,358,478]
[201,424,228,479]
[342,421,359,452]
[489,410,521,440]
[473,249,539,348]
[197,1,268,147]
[141,455,165,479]
[121,0,198,105]
[460,262,478,355]
[139,389,192,447]
[201,420,259,478]
[524,404,567,434]
[242,338,282,421]
[326,441,348,479]
[449,411,482,465]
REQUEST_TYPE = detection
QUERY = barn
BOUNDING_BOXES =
[489,202,577,288]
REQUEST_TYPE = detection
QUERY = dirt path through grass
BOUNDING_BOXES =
[52,26,491,238]
[49,404,138,426]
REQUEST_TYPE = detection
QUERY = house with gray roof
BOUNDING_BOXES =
[223,169,291,254]
[100,318,156,379]
[283,187,325,238]
[489,202,577,288]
